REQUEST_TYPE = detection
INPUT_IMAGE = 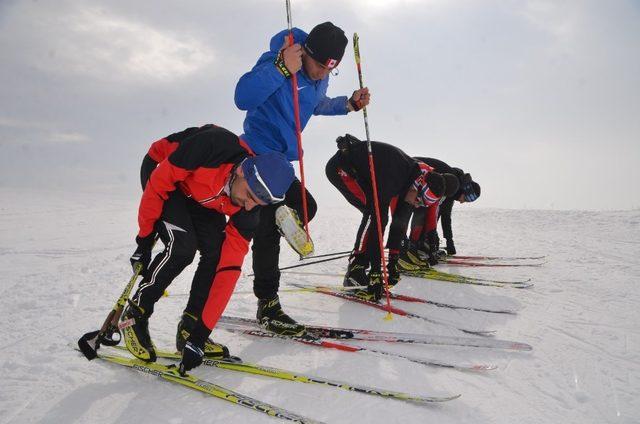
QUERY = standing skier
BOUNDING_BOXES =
[325,134,459,301]
[401,157,480,268]
[234,22,370,335]
[122,124,295,370]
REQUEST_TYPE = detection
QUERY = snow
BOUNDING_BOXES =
[1,187,639,423]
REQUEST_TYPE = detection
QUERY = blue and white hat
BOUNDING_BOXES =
[241,152,295,204]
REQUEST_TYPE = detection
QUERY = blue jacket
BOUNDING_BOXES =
[235,28,349,162]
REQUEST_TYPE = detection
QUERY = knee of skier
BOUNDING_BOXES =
[169,239,198,268]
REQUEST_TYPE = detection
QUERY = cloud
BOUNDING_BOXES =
[7,3,214,84]
[0,117,90,145]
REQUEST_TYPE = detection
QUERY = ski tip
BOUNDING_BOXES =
[511,342,533,351]
[470,364,498,371]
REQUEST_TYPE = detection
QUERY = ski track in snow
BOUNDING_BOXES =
[0,188,639,423]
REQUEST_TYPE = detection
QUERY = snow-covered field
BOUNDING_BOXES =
[1,187,638,424]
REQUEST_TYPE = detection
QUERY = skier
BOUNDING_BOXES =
[122,124,295,369]
[325,134,460,301]
[401,157,480,268]
[234,22,370,335]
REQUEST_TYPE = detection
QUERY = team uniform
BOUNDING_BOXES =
[124,125,261,362]
[407,157,480,262]
[326,136,446,300]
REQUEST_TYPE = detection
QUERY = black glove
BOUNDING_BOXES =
[179,341,204,375]
[130,234,155,276]
[387,254,400,287]
[446,238,456,255]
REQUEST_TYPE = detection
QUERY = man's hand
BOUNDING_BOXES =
[130,234,154,276]
[348,87,370,112]
[179,341,204,375]
[281,38,303,74]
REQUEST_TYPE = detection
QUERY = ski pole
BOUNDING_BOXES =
[77,263,143,360]
[301,249,352,260]
[285,0,310,242]
[353,33,393,320]
[78,236,157,360]
[247,253,351,276]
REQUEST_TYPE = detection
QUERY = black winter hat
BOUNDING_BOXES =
[304,22,348,69]
[462,181,481,202]
[425,172,445,197]
[442,173,460,197]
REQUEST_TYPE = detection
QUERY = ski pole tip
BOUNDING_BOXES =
[383,311,393,321]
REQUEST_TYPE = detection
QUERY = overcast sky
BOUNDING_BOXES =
[1,0,638,210]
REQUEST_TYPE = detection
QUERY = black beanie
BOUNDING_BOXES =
[425,172,445,197]
[304,22,348,69]
[443,173,460,197]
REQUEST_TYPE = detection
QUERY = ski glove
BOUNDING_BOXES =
[446,238,456,255]
[179,341,204,375]
[130,234,155,277]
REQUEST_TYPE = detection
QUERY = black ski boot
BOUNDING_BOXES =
[353,271,383,302]
[176,312,230,359]
[257,296,306,336]
[398,238,429,271]
[343,252,369,287]
[387,254,401,287]
[122,300,156,362]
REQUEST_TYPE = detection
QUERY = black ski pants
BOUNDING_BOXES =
[252,178,317,300]
[132,190,226,318]
[326,153,393,272]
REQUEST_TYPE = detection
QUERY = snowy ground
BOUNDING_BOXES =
[1,187,639,424]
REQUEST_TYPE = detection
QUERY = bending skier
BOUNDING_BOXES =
[325,134,459,301]
[234,22,370,335]
[122,124,294,373]
[401,157,481,268]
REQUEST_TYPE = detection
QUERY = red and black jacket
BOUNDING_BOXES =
[138,124,257,331]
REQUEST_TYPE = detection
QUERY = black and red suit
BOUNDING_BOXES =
[133,124,259,333]
[409,157,464,249]
[325,138,427,271]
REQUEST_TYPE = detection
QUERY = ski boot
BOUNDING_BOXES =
[257,296,307,336]
[387,254,401,287]
[275,205,314,257]
[353,271,383,302]
[176,312,230,359]
[122,300,156,362]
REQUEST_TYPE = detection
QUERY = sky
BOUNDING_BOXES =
[0,0,639,210]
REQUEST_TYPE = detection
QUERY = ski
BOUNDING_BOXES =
[281,269,532,286]
[219,316,533,351]
[290,283,517,315]
[451,255,546,261]
[135,347,460,403]
[402,268,534,289]
[289,283,495,336]
[223,327,496,372]
[439,259,544,267]
[75,349,322,423]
